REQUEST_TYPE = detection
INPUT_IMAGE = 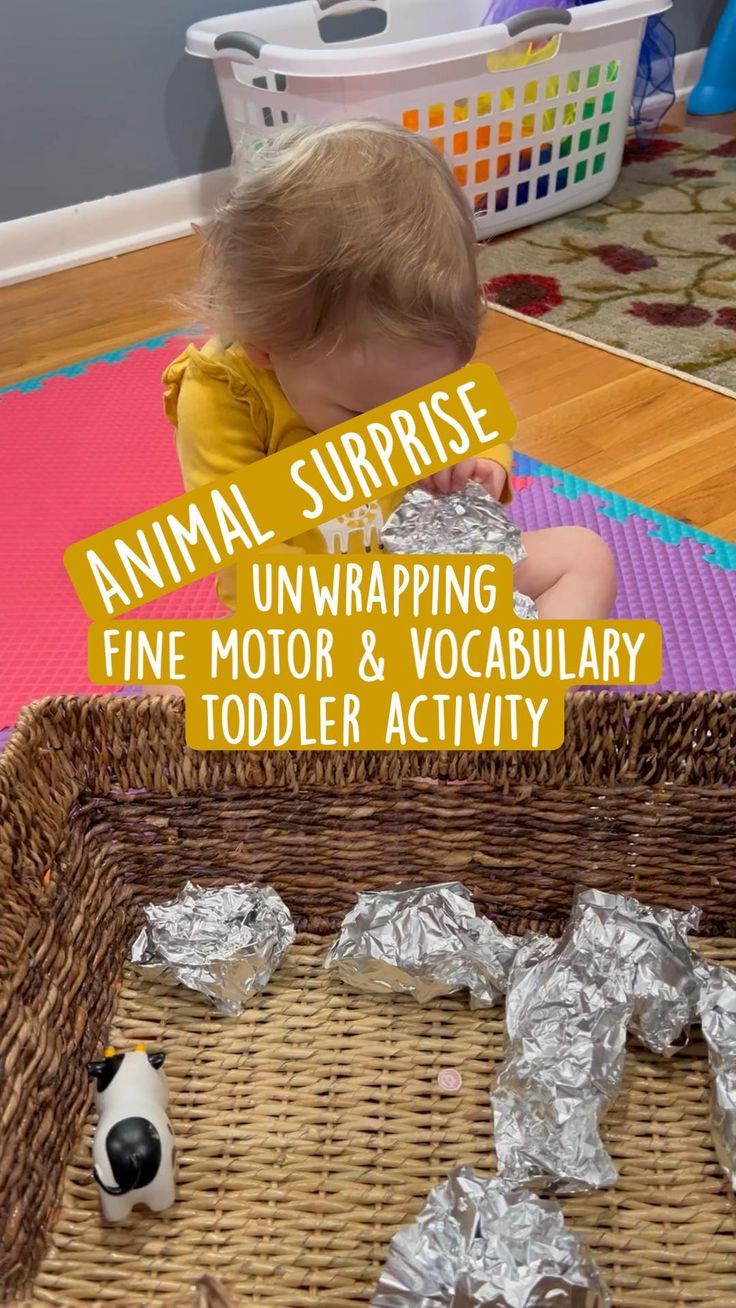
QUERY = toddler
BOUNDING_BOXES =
[164,120,615,618]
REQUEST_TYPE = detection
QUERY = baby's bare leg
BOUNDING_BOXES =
[516,527,616,619]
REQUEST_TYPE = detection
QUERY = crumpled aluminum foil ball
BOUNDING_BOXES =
[372,1166,612,1307]
[625,896,701,1056]
[381,484,538,619]
[699,962,736,1191]
[324,882,528,1007]
[493,889,702,1194]
[131,881,295,1015]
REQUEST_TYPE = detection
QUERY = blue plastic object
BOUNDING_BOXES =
[688,0,736,116]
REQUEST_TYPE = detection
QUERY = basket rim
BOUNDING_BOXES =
[185,0,669,78]
[2,690,736,799]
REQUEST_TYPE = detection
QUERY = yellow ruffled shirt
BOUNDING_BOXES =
[163,339,513,611]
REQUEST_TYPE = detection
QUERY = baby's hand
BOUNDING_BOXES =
[419,457,507,502]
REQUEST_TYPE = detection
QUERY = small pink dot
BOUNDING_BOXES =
[437,1068,462,1093]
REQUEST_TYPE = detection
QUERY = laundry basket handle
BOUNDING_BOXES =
[213,31,266,61]
[316,0,382,9]
[504,6,573,38]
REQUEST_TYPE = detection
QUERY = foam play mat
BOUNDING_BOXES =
[0,333,734,730]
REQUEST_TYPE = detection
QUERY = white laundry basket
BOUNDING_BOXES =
[187,0,671,239]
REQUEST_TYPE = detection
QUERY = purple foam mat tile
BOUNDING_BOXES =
[514,477,736,692]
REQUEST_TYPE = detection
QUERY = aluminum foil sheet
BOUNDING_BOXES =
[493,889,702,1194]
[509,589,538,622]
[623,895,701,1055]
[131,881,295,1015]
[381,484,538,620]
[372,1166,612,1307]
[699,963,736,1190]
[324,883,526,1007]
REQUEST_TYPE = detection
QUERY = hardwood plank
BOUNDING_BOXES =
[665,100,736,138]
[0,238,198,386]
[658,468,736,534]
[606,418,736,505]
[553,377,728,469]
[480,315,640,419]
[514,372,670,450]
[707,507,736,540]
[477,310,535,348]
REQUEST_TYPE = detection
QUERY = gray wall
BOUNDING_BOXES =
[668,0,726,55]
[0,0,296,222]
[0,0,727,224]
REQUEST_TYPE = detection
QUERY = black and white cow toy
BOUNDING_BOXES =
[86,1044,176,1222]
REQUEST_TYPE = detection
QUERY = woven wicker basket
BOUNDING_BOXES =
[2,692,736,1307]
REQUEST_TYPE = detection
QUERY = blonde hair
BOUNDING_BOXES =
[196,120,483,357]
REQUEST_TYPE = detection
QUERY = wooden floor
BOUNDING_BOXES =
[2,116,735,539]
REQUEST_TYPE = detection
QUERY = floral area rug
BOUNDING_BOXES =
[479,124,736,390]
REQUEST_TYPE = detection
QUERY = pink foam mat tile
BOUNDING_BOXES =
[0,335,218,723]
[512,475,736,693]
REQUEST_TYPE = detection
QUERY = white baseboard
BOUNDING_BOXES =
[0,46,707,288]
[673,45,707,99]
[0,167,232,288]
[642,46,706,115]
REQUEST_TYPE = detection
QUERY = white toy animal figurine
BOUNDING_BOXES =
[86,1043,176,1222]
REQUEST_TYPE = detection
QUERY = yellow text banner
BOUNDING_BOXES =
[89,556,662,751]
[66,364,514,620]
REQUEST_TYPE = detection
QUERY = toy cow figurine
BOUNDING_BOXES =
[86,1043,176,1221]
